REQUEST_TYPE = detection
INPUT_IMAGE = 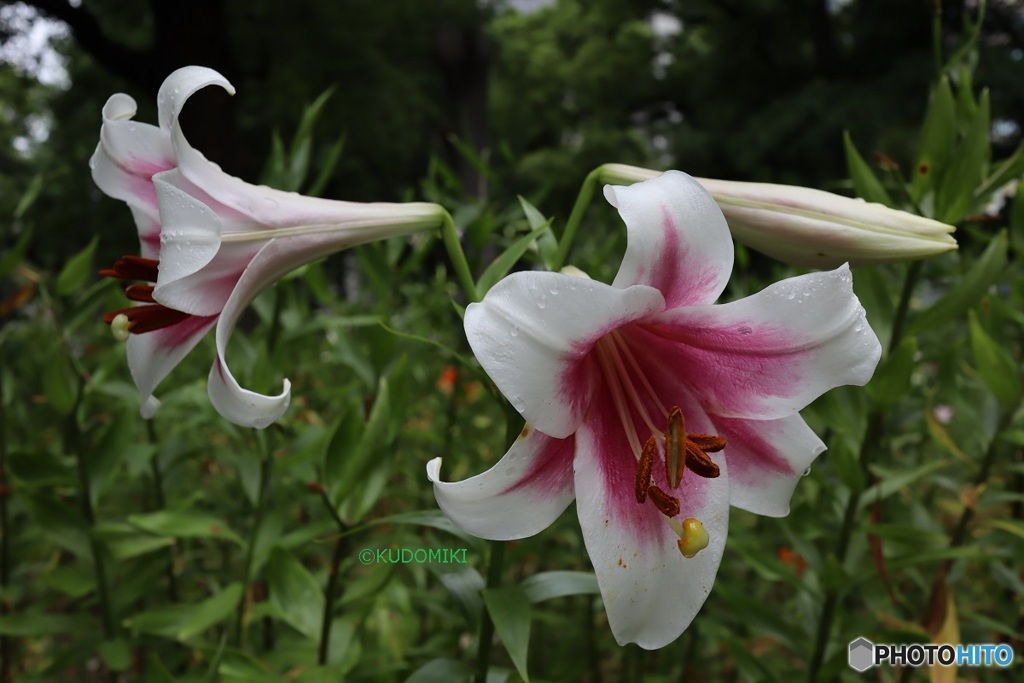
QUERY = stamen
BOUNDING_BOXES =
[685,442,721,479]
[665,406,685,488]
[646,485,680,518]
[594,341,643,458]
[103,304,191,334]
[601,335,661,436]
[610,333,668,417]
[689,434,727,453]
[99,255,160,282]
[635,436,656,503]
[125,284,156,303]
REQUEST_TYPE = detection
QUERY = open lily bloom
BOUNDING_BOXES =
[428,171,881,648]
[92,66,442,427]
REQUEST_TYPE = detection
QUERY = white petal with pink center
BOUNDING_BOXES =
[433,170,881,647]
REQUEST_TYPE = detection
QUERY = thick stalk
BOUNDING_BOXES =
[473,540,506,683]
[233,451,271,647]
[0,346,11,683]
[551,167,601,272]
[70,401,116,640]
[145,422,179,603]
[317,524,348,665]
[806,261,923,682]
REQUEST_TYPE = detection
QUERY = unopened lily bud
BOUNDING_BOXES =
[597,164,957,268]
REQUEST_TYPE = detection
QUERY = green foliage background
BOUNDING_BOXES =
[1,1,1023,681]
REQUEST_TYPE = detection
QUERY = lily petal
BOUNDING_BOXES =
[710,413,825,517]
[156,66,235,131]
[574,385,729,649]
[643,264,881,420]
[465,271,665,439]
[607,171,733,308]
[126,314,218,414]
[427,426,576,540]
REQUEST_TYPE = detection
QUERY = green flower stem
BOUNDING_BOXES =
[473,540,506,683]
[807,260,923,683]
[0,341,11,683]
[69,395,116,641]
[146,421,179,603]
[317,490,348,665]
[233,450,271,648]
[441,211,479,303]
[552,167,602,272]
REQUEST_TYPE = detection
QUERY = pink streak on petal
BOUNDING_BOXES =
[153,313,217,351]
[641,207,721,309]
[125,158,175,179]
[503,429,576,497]
[141,229,161,256]
[128,174,160,211]
[631,316,803,415]
[710,415,793,490]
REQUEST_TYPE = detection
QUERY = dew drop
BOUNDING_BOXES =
[509,325,519,337]
[537,294,548,309]
[511,395,526,412]
[802,466,812,477]
[786,292,795,301]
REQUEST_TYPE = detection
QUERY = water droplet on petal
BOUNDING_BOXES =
[509,325,519,337]
[802,467,812,477]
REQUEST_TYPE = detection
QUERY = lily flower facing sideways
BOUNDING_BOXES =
[92,66,443,427]
[428,171,881,648]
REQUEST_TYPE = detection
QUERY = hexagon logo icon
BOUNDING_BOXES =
[848,637,874,672]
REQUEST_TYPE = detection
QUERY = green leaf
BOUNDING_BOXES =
[55,237,98,296]
[520,571,599,603]
[330,374,392,506]
[99,639,132,672]
[25,494,92,559]
[0,613,92,636]
[14,173,45,219]
[937,88,990,224]
[865,337,918,409]
[94,521,174,560]
[405,658,473,683]
[969,310,1022,407]
[124,583,243,641]
[906,230,1007,335]
[476,224,551,296]
[219,652,287,683]
[910,77,956,203]
[7,449,71,487]
[517,195,559,270]
[435,566,485,628]
[128,509,243,545]
[141,654,178,683]
[859,459,953,510]
[0,224,35,278]
[88,410,135,506]
[266,547,325,642]
[322,400,364,498]
[482,586,531,683]
[843,130,893,206]
[42,342,77,415]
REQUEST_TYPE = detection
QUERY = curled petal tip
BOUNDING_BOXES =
[426,457,443,482]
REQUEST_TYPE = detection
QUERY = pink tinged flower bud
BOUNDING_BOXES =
[597,164,957,268]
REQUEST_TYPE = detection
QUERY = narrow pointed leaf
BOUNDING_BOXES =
[911,77,956,203]
[844,131,894,206]
[55,237,98,296]
[266,547,325,641]
[906,230,1007,335]
[969,310,1021,407]
[482,586,531,683]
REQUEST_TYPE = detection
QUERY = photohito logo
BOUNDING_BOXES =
[848,637,1014,672]
[358,547,468,566]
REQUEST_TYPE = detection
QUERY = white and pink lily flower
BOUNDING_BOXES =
[427,171,881,648]
[93,66,443,428]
